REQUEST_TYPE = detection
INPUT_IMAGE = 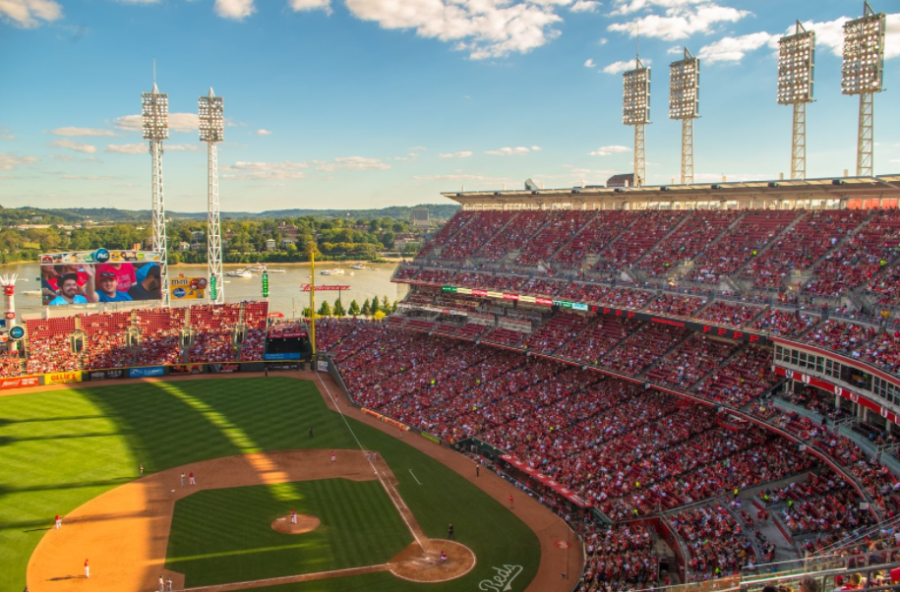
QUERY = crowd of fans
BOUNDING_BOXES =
[670,502,757,579]
[578,524,660,592]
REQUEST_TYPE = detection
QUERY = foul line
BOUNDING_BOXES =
[181,563,389,591]
[314,369,427,553]
[409,469,422,485]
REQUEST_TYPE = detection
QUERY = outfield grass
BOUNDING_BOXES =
[0,377,541,592]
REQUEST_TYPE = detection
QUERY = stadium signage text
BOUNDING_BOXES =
[478,564,523,592]
[440,286,770,345]
[45,371,82,385]
[129,367,165,378]
[0,375,40,390]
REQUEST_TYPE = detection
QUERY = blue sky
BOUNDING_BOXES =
[0,0,898,211]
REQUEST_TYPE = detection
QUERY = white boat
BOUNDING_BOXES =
[350,263,368,270]
[226,268,253,278]
[265,268,287,273]
[320,268,345,276]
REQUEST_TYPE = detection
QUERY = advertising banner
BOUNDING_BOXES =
[265,352,302,361]
[361,408,410,431]
[86,369,126,381]
[0,375,41,390]
[169,276,208,300]
[40,249,164,306]
[45,371,82,385]
[129,366,165,378]
[316,360,329,372]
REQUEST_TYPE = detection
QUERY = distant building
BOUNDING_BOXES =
[606,173,635,188]
[191,230,205,241]
[409,208,431,229]
[178,241,191,252]
[281,238,297,247]
[265,238,277,251]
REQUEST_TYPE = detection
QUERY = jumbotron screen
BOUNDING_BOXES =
[40,249,164,306]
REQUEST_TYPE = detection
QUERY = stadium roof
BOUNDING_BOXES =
[442,174,900,208]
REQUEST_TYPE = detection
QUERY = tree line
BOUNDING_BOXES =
[301,295,398,320]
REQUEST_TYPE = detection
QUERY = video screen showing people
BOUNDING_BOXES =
[41,253,163,306]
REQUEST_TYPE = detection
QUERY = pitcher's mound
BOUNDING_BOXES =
[388,539,476,582]
[271,514,321,534]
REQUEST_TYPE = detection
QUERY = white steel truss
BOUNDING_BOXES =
[791,102,807,180]
[857,92,874,176]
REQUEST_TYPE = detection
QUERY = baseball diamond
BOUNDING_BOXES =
[0,374,572,592]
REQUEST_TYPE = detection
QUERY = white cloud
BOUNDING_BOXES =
[692,172,774,182]
[114,113,200,133]
[314,156,391,171]
[223,161,309,180]
[50,139,97,154]
[214,0,255,19]
[409,146,428,151]
[667,45,683,54]
[0,126,13,141]
[601,58,649,74]
[413,173,509,182]
[589,145,631,156]
[253,129,273,136]
[485,146,540,156]
[793,14,899,60]
[105,143,148,155]
[51,127,117,137]
[61,174,117,181]
[0,154,39,171]
[0,0,62,28]
[598,37,608,44]
[608,2,748,41]
[166,144,199,151]
[570,0,599,12]
[289,0,331,13]
[698,31,777,64]
[439,151,473,159]
[343,0,564,60]
[584,58,596,68]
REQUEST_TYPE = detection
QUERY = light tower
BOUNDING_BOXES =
[777,22,815,180]
[142,78,170,306]
[199,88,225,304]
[623,57,651,187]
[669,48,699,185]
[842,1,886,177]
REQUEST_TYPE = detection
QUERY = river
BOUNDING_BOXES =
[2,262,405,319]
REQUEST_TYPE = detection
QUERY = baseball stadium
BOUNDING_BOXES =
[4,3,900,592]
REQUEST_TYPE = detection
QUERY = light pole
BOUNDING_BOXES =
[199,88,225,304]
[623,57,651,187]
[142,78,170,306]
[669,48,699,185]
[842,1,886,177]
[778,22,815,180]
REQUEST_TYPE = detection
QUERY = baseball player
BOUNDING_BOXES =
[167,578,173,592]
[509,494,514,508]
[159,575,165,592]
[180,472,185,487]
[189,472,195,485]
[331,451,336,463]
[84,559,89,579]
[55,514,61,530]
[440,550,447,563]
[291,508,297,524]
[139,464,144,476]
[448,523,454,539]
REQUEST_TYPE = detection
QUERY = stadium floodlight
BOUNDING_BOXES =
[669,48,699,185]
[778,21,815,180]
[199,88,225,305]
[623,57,651,187]
[142,79,170,306]
[842,1,886,177]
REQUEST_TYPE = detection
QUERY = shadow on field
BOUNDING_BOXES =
[0,414,118,427]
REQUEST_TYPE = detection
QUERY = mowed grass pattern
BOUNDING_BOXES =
[167,480,412,586]
[0,377,540,592]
